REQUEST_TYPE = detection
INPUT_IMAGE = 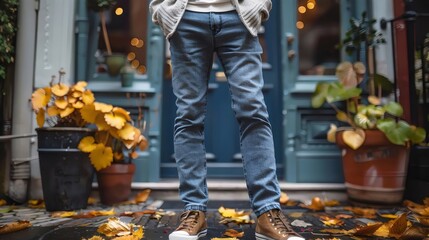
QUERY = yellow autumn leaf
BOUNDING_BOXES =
[90,144,113,171]
[388,213,408,238]
[60,107,75,118]
[94,102,113,113]
[327,124,337,143]
[82,90,95,104]
[97,217,133,237]
[380,214,399,219]
[78,136,97,153]
[51,83,70,97]
[47,106,59,117]
[112,107,131,121]
[299,197,324,211]
[51,211,77,218]
[135,189,151,203]
[105,112,127,129]
[354,222,383,236]
[36,109,45,127]
[72,91,82,98]
[320,215,344,226]
[224,229,244,238]
[95,114,111,131]
[72,101,85,109]
[118,123,136,141]
[342,129,365,150]
[81,104,98,123]
[0,199,6,206]
[31,87,51,110]
[54,97,68,109]
[73,81,87,92]
[0,220,32,234]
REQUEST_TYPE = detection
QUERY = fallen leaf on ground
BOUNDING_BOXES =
[291,219,313,228]
[97,217,143,239]
[354,222,383,236]
[135,189,151,203]
[279,192,289,204]
[288,212,304,218]
[335,214,353,219]
[379,214,399,219]
[120,209,156,218]
[344,206,377,218]
[0,220,32,234]
[218,206,253,224]
[27,199,45,208]
[320,215,344,226]
[388,213,408,238]
[319,228,354,235]
[51,211,77,218]
[73,208,115,218]
[300,197,325,211]
[324,199,340,207]
[223,229,244,238]
[83,236,105,240]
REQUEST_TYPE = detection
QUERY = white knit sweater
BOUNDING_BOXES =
[149,0,272,39]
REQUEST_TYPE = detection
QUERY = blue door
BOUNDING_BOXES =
[161,0,283,179]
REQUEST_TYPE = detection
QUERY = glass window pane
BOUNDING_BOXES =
[297,0,340,75]
[96,0,148,76]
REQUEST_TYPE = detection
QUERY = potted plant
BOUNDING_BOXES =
[87,0,126,76]
[311,13,426,204]
[31,69,148,210]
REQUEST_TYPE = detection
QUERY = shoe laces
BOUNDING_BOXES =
[268,209,295,236]
[178,210,200,231]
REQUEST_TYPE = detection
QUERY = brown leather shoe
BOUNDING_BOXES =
[169,210,207,240]
[255,209,304,240]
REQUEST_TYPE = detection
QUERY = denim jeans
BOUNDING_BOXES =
[169,10,281,217]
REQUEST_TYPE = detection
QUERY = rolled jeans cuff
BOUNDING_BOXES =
[254,202,281,217]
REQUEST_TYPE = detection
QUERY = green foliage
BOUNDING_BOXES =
[87,0,117,12]
[0,0,19,80]
[337,12,386,58]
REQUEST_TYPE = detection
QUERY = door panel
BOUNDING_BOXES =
[281,0,355,183]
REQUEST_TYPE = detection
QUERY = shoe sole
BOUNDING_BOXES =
[255,232,275,240]
[169,229,207,240]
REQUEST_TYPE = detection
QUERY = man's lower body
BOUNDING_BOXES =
[168,10,303,240]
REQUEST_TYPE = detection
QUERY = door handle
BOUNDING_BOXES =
[288,50,296,60]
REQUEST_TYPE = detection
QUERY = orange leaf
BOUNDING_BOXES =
[51,83,70,97]
[354,222,383,236]
[78,136,97,153]
[135,189,151,203]
[89,144,113,171]
[389,213,408,238]
[344,206,377,219]
[0,220,32,234]
[320,215,344,226]
[224,229,244,238]
[138,135,149,151]
[94,102,113,113]
[299,197,324,211]
[36,109,45,127]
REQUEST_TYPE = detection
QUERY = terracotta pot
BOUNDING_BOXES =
[336,129,409,204]
[96,163,135,205]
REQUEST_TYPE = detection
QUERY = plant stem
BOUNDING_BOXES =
[99,11,112,55]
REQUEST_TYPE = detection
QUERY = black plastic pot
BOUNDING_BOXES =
[36,127,95,211]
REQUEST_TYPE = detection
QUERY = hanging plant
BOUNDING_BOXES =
[87,0,117,55]
[0,0,19,80]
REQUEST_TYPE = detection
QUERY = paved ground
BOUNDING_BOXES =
[2,195,429,240]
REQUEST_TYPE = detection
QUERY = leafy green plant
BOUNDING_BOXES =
[0,0,19,80]
[312,13,426,150]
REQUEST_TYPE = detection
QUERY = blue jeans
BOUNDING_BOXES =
[169,10,281,217]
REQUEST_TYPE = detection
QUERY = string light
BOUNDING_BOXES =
[296,21,304,29]
[115,7,123,16]
[298,6,306,14]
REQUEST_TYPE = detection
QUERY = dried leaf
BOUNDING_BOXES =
[223,229,244,238]
[344,206,377,219]
[354,222,383,236]
[320,228,354,235]
[0,220,31,234]
[27,199,45,208]
[335,214,353,219]
[324,199,340,207]
[389,213,408,238]
[89,144,113,171]
[74,209,116,218]
[415,215,429,226]
[279,192,289,205]
[51,211,77,218]
[400,226,429,240]
[78,136,97,153]
[320,215,344,226]
[299,197,325,211]
[380,214,399,219]
[135,189,151,203]
[98,217,131,237]
[288,212,304,218]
